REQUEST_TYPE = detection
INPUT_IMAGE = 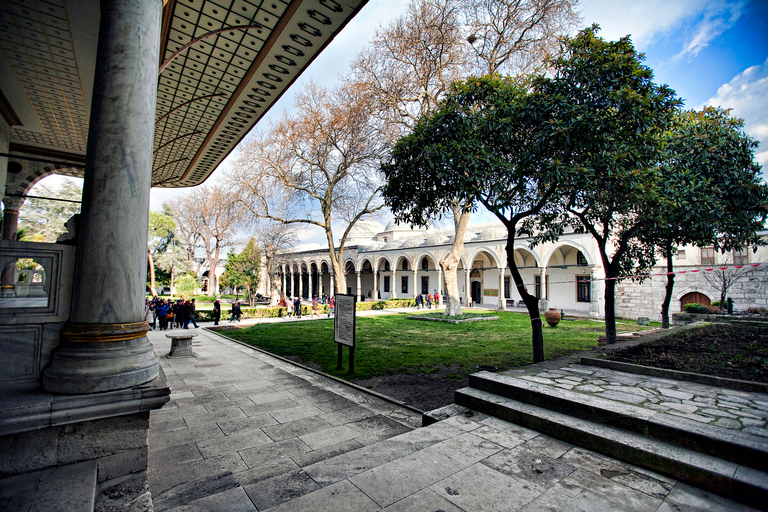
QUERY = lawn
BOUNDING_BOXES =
[216,311,652,380]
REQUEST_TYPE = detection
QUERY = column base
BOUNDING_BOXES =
[43,323,159,394]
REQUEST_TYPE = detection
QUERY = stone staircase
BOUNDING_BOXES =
[454,369,768,510]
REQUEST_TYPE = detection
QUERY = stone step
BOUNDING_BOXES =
[455,386,768,510]
[464,371,768,472]
[0,460,98,512]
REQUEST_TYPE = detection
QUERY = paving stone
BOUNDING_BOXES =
[319,405,378,427]
[264,479,380,512]
[291,439,365,468]
[701,408,738,419]
[521,376,557,385]
[656,482,760,512]
[431,461,544,511]
[262,416,331,442]
[552,383,575,390]
[598,391,648,404]
[163,482,257,512]
[659,388,694,400]
[574,384,605,393]
[148,452,248,495]
[740,418,765,427]
[482,445,576,492]
[269,404,324,424]
[152,472,240,511]
[196,428,273,458]
[299,424,360,450]
[712,418,742,429]
[472,425,536,449]
[743,427,768,438]
[148,443,203,469]
[149,424,225,453]
[216,413,278,435]
[431,432,504,466]
[349,446,464,507]
[346,414,410,437]
[665,411,715,423]
[518,468,663,512]
[442,414,482,432]
[240,398,299,416]
[235,458,300,487]
[661,402,699,414]
[242,469,320,510]
[382,488,465,511]
[520,435,572,459]
[183,406,247,427]
[239,438,312,469]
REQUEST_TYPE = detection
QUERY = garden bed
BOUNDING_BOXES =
[600,323,768,383]
[407,312,499,324]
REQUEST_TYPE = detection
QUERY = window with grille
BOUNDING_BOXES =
[401,276,408,294]
[734,248,749,265]
[577,251,588,266]
[384,276,390,292]
[701,247,715,265]
[577,276,591,302]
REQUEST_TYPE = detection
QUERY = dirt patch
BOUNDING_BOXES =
[353,364,470,411]
[604,323,768,383]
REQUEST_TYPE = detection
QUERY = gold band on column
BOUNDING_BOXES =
[62,322,151,343]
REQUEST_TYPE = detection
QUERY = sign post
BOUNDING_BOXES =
[333,293,356,373]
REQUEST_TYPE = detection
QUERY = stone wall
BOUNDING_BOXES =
[616,265,768,321]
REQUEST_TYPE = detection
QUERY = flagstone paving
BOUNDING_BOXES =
[506,364,768,436]
[146,324,755,511]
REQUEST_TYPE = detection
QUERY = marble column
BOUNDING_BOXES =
[355,271,362,301]
[541,267,548,300]
[318,269,323,297]
[372,269,378,300]
[308,269,314,300]
[465,267,471,306]
[437,268,443,306]
[299,269,304,299]
[391,269,397,299]
[281,266,286,298]
[1,195,22,296]
[412,267,418,298]
[43,0,163,394]
[498,268,506,310]
[330,273,335,298]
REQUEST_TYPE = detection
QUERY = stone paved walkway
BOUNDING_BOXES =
[507,364,768,437]
[146,326,755,511]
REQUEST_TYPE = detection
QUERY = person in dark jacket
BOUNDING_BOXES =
[183,299,199,329]
[213,299,221,325]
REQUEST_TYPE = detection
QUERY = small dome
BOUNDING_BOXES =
[401,237,422,248]
[382,240,404,250]
[479,226,506,240]
[424,234,447,246]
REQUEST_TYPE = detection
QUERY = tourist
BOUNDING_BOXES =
[183,300,199,329]
[328,296,335,317]
[213,299,221,325]
[416,294,423,309]
[427,293,433,309]
[157,300,169,330]
[229,301,242,322]
[434,290,440,306]
[294,297,302,318]
[147,300,156,329]
[144,300,153,329]
[312,296,319,318]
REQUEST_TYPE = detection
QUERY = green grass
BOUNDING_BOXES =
[218,311,655,379]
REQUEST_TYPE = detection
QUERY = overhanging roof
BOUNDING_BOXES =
[0,0,368,187]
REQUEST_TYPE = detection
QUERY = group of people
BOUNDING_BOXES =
[145,297,199,330]
[279,295,333,319]
[415,291,439,309]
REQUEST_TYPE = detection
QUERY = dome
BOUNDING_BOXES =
[384,219,435,233]
[424,234,447,246]
[478,226,506,240]
[348,220,385,239]
[382,240,404,250]
[401,237,423,248]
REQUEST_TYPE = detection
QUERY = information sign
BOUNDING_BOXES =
[334,294,356,347]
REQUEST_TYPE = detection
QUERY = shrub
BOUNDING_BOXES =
[746,307,768,317]
[706,306,724,315]
[711,300,721,308]
[683,303,709,314]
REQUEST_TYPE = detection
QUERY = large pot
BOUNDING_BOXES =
[544,308,561,327]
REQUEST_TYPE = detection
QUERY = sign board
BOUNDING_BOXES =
[334,294,356,347]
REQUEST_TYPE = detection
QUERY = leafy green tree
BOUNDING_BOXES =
[220,238,261,306]
[174,273,199,300]
[383,75,563,362]
[17,179,81,242]
[147,204,176,297]
[529,26,681,344]
[638,107,768,327]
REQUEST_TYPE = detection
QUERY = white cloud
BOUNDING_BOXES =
[705,58,768,169]
[674,1,746,60]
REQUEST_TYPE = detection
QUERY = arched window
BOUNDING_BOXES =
[384,260,391,271]
[401,259,409,270]
[577,251,588,266]
[421,258,429,270]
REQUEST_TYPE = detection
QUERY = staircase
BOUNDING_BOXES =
[455,369,768,510]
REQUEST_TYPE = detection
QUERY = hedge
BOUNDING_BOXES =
[196,299,417,321]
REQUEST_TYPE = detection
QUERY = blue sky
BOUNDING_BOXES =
[140,0,767,242]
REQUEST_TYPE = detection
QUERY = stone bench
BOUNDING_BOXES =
[166,332,197,358]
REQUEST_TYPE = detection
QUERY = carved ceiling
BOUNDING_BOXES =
[0,0,367,187]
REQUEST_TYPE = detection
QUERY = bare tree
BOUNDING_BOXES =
[352,0,578,315]
[701,250,758,306]
[169,184,241,296]
[232,81,388,293]
[253,220,299,306]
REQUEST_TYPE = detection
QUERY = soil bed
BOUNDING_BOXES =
[603,323,768,383]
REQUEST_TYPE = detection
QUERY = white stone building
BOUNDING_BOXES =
[276,221,768,321]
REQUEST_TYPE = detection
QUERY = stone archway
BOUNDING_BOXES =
[680,291,711,310]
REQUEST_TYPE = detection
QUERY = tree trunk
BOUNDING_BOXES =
[148,248,157,297]
[505,232,544,362]
[269,274,280,306]
[661,243,674,329]
[604,278,617,344]
[440,208,471,316]
[170,268,175,300]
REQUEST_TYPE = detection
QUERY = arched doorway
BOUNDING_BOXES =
[680,292,711,311]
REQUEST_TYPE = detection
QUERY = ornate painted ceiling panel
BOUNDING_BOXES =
[0,0,367,187]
